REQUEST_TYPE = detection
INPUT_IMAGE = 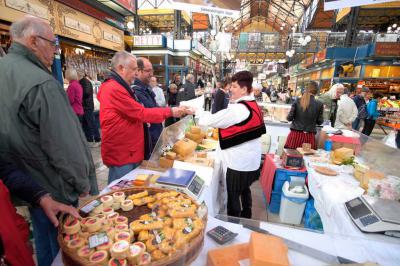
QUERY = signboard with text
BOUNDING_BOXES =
[374,42,400,57]
[325,0,398,11]
[113,0,135,13]
[170,0,239,17]
[133,35,165,48]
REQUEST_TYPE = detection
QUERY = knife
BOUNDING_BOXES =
[242,223,357,264]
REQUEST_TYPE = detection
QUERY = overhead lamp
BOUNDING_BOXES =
[393,24,397,28]
[298,37,304,43]
[127,21,134,30]
[305,35,312,42]
[210,29,216,36]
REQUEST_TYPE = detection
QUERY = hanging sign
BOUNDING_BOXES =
[324,0,398,11]
[169,0,239,18]
[133,35,165,47]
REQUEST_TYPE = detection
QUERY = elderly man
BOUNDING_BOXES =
[177,73,196,105]
[150,76,166,107]
[133,58,163,157]
[97,52,189,184]
[0,16,97,266]
[319,83,345,127]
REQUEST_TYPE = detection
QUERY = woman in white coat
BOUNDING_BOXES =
[335,88,358,129]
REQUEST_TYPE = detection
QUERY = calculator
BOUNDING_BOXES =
[207,226,238,245]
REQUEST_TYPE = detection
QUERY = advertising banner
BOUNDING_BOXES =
[324,0,398,11]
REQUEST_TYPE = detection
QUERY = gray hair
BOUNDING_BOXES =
[186,74,194,83]
[65,68,78,81]
[111,51,136,70]
[10,15,49,40]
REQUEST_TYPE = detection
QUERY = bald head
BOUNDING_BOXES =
[10,15,56,68]
[137,57,153,85]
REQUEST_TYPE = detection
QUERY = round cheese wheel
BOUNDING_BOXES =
[111,240,130,259]
[100,195,114,208]
[77,245,94,258]
[89,250,109,265]
[79,231,90,241]
[138,252,151,265]
[92,203,104,214]
[63,233,79,243]
[127,244,142,265]
[86,217,102,233]
[133,242,146,253]
[96,240,113,251]
[115,231,131,243]
[63,217,81,235]
[67,238,85,250]
[108,258,127,266]
[106,228,116,241]
[102,207,115,216]
[115,224,129,232]
[96,214,107,224]
[121,199,133,212]
[80,217,91,232]
[115,216,128,225]
[113,192,125,202]
[112,201,121,211]
[107,212,119,224]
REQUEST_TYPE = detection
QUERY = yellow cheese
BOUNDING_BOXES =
[67,238,85,250]
[107,212,119,224]
[108,258,127,266]
[249,232,290,266]
[86,217,102,233]
[77,245,94,258]
[92,203,104,214]
[185,132,203,143]
[127,244,142,265]
[115,231,132,243]
[89,250,109,265]
[111,240,130,259]
[207,243,249,266]
[115,216,129,225]
[172,138,197,158]
[166,151,177,160]
[113,192,126,202]
[159,157,174,169]
[112,201,121,211]
[63,217,81,235]
[121,199,134,211]
[332,147,354,163]
[100,195,114,208]
[190,126,201,134]
[128,190,149,200]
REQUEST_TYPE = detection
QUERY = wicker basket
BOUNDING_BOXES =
[58,187,208,266]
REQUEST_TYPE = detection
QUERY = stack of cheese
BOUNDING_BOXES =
[61,189,205,265]
[207,232,290,266]
[331,147,354,165]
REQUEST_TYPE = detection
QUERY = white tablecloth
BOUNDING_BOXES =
[304,156,400,266]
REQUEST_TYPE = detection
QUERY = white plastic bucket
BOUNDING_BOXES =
[279,181,309,225]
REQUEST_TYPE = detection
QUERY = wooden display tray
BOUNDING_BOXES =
[314,166,338,176]
[58,187,207,266]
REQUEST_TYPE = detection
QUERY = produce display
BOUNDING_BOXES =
[58,188,207,266]
[378,99,400,109]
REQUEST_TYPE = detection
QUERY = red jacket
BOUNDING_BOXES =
[98,79,172,166]
[0,180,35,266]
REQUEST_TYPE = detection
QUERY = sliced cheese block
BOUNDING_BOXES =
[115,231,132,243]
[107,212,119,224]
[100,195,114,208]
[185,132,203,143]
[86,217,102,233]
[138,252,151,265]
[96,240,113,251]
[190,126,201,134]
[77,245,94,258]
[115,216,128,225]
[111,240,130,259]
[113,192,126,202]
[92,203,104,214]
[249,232,290,266]
[112,201,121,211]
[127,244,142,265]
[63,217,81,235]
[207,243,249,266]
[121,199,134,211]
[332,147,354,163]
[89,250,109,265]
[102,207,115,216]
[166,151,177,160]
[108,258,127,266]
[67,238,85,250]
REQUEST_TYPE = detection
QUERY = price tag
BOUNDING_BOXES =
[88,232,109,249]
[80,200,101,216]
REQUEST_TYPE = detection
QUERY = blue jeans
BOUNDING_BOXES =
[29,207,60,266]
[83,109,101,142]
[108,162,140,184]
[352,118,362,131]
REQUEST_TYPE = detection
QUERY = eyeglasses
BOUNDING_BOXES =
[36,35,57,47]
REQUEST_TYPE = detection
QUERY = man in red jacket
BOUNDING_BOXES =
[98,51,190,183]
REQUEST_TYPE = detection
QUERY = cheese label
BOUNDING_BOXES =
[113,240,129,251]
[88,232,109,249]
[129,244,141,256]
[87,218,98,225]
[80,200,101,214]
[117,217,127,223]
[104,207,113,213]
[91,251,106,262]
[109,258,125,266]
[183,226,192,234]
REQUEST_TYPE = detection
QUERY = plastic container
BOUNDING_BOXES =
[324,138,332,151]
[268,191,282,214]
[279,181,309,225]
[272,169,308,192]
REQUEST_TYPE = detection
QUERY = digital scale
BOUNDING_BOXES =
[155,168,206,202]
[345,195,400,237]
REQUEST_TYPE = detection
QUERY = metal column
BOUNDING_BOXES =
[165,54,169,88]
[174,10,182,39]
[344,7,360,47]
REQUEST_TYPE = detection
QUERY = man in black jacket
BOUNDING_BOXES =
[80,74,101,146]
[177,73,196,105]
